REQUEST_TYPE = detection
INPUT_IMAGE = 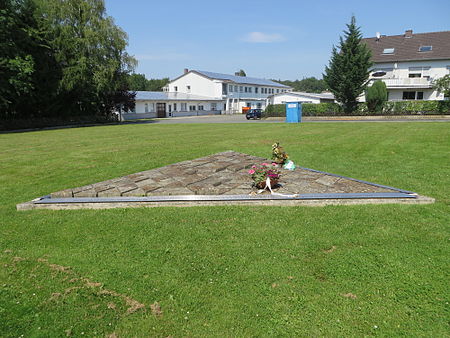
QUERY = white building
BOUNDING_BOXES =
[267,91,335,105]
[167,69,291,113]
[122,91,223,120]
[362,30,450,101]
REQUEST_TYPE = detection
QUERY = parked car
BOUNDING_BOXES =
[246,109,262,120]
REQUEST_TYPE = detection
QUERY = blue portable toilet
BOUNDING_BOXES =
[285,102,302,123]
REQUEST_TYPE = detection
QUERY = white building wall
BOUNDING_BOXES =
[167,72,222,98]
[369,59,450,101]
[128,100,224,117]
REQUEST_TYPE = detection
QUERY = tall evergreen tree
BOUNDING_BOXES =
[323,16,372,114]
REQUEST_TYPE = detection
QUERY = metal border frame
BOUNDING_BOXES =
[33,192,417,205]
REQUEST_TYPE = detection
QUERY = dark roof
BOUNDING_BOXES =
[362,30,450,63]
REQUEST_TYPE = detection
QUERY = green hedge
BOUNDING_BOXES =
[263,101,450,117]
[0,114,119,131]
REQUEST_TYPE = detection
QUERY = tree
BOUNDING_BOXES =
[0,0,38,117]
[127,73,169,91]
[36,0,136,117]
[127,73,148,91]
[237,69,246,77]
[323,16,372,114]
[275,77,328,93]
[365,80,387,112]
[433,74,450,99]
[146,78,169,91]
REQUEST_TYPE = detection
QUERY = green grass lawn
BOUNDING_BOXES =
[0,122,449,336]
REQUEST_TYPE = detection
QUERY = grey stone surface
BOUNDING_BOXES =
[49,151,406,198]
[18,151,435,210]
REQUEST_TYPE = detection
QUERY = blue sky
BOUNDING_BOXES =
[105,0,450,81]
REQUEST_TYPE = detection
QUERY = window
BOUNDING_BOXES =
[246,102,251,107]
[239,86,243,92]
[276,89,279,93]
[403,91,416,100]
[408,66,430,78]
[229,84,233,92]
[244,87,248,93]
[149,103,155,112]
[234,85,238,92]
[211,103,217,110]
[181,103,187,111]
[255,87,258,93]
[173,103,177,111]
[257,102,262,108]
[198,105,204,111]
[174,86,178,92]
[403,91,423,100]
[189,105,196,111]
[249,87,252,93]
[186,85,191,92]
[419,46,432,52]
[222,83,228,95]
[382,48,395,54]
[144,103,148,113]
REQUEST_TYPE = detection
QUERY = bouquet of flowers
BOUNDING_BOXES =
[271,142,289,165]
[248,163,280,188]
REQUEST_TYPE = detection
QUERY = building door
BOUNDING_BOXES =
[156,103,166,118]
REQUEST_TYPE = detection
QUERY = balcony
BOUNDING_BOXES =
[369,77,433,89]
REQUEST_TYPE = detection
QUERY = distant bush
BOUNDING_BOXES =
[382,100,450,115]
[263,104,285,117]
[0,114,119,131]
[302,103,343,116]
[366,81,388,113]
[263,101,450,117]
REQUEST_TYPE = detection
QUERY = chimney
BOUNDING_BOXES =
[405,29,413,38]
[184,68,189,74]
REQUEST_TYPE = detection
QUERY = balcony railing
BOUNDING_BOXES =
[369,77,433,88]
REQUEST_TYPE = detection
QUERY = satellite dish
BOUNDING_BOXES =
[372,71,386,77]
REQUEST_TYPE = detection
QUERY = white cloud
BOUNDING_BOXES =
[241,32,286,43]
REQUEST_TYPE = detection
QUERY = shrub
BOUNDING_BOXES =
[302,103,342,116]
[366,81,388,112]
[263,100,450,118]
[263,104,285,117]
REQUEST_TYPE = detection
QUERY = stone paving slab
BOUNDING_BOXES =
[48,151,403,198]
[17,151,434,210]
